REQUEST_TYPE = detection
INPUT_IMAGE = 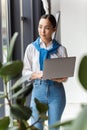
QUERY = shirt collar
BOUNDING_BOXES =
[40,38,53,49]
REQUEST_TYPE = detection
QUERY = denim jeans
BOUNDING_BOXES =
[30,79,66,130]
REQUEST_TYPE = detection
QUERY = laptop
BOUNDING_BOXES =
[43,56,76,80]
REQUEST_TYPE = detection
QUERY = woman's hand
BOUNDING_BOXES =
[31,71,43,80]
[51,77,68,83]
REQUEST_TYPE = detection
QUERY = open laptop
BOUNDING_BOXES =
[43,56,76,80]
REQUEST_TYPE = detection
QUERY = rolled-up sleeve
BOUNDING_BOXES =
[58,46,68,57]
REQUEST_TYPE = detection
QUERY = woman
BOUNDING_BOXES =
[22,14,68,130]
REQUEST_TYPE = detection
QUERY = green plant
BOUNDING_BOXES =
[0,32,48,130]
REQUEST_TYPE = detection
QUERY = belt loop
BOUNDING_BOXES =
[40,79,42,85]
[46,85,49,97]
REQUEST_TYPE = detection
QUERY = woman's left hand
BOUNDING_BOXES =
[51,77,68,83]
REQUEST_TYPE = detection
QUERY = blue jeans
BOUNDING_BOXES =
[30,79,66,130]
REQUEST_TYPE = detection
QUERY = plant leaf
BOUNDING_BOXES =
[64,105,87,130]
[0,117,10,130]
[34,98,48,114]
[29,126,40,130]
[12,83,33,99]
[16,97,26,106]
[78,56,87,90]
[7,32,18,62]
[10,104,32,121]
[0,61,23,78]
[17,120,27,130]
[39,114,48,121]
[50,119,73,129]
[0,61,2,68]
[11,75,31,90]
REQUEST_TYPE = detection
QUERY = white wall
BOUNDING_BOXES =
[51,0,87,120]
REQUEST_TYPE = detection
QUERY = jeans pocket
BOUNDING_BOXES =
[33,80,40,88]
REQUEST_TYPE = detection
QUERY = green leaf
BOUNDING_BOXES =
[11,75,31,90]
[17,121,27,130]
[10,104,32,121]
[0,61,23,78]
[29,126,40,130]
[34,98,48,114]
[16,97,26,106]
[50,119,73,129]
[78,56,87,90]
[40,114,48,121]
[12,83,33,99]
[64,105,87,130]
[7,32,18,62]
[0,61,2,68]
[10,120,27,130]
[0,117,10,130]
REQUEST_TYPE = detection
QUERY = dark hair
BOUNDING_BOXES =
[40,14,56,28]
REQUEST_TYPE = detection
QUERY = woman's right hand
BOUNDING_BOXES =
[51,77,68,83]
[31,71,43,80]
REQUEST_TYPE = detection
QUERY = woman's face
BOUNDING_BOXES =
[38,18,56,42]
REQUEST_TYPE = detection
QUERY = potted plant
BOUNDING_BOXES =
[0,32,48,130]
